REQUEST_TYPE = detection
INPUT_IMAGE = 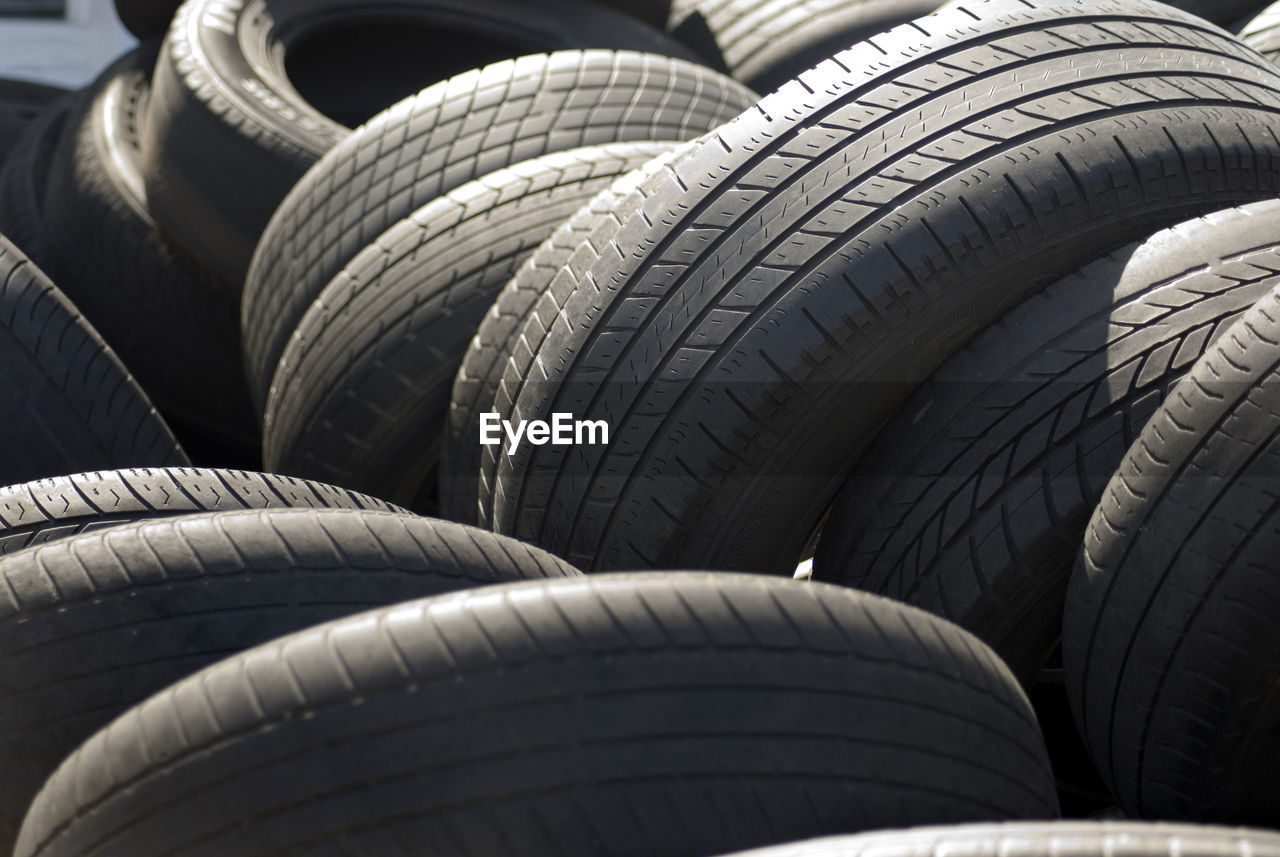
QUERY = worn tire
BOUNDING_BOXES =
[114,0,181,39]
[443,147,687,525]
[264,142,674,512]
[812,202,1280,684]
[0,235,186,483]
[1241,0,1280,62]
[18,572,1057,857]
[143,0,701,291]
[0,467,404,555]
[486,0,1280,574]
[242,50,756,411]
[0,507,578,852]
[668,0,941,92]
[0,96,70,266]
[41,45,257,450]
[1063,285,1280,825]
[0,79,66,168]
[716,823,1280,857]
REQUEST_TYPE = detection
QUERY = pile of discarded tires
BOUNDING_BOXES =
[1,0,1280,854]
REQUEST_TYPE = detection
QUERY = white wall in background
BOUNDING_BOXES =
[0,0,136,87]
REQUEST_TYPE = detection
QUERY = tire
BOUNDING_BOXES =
[1166,0,1272,25]
[1063,286,1280,825]
[1241,1,1280,62]
[714,822,1280,857]
[241,51,756,411]
[0,467,405,555]
[0,96,70,267]
[0,234,187,484]
[142,0,703,292]
[114,0,181,39]
[667,0,941,92]
[0,507,578,853]
[443,146,688,525]
[263,142,675,513]
[486,0,1280,574]
[811,202,1280,685]
[40,45,258,451]
[0,79,66,168]
[17,573,1058,857]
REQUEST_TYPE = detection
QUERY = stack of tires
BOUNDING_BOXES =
[0,0,1277,854]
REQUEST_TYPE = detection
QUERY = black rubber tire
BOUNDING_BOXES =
[17,572,1058,857]
[0,467,405,556]
[485,0,1280,574]
[1063,285,1280,825]
[667,0,941,92]
[241,51,756,412]
[114,0,181,39]
[0,79,67,168]
[1166,0,1273,25]
[0,234,187,484]
[714,823,1280,857]
[40,45,258,451]
[142,0,703,292]
[1241,1,1280,62]
[263,142,675,513]
[443,146,687,525]
[812,202,1280,685]
[608,0,672,27]
[0,95,70,267]
[0,507,578,852]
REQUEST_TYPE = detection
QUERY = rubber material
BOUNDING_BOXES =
[0,96,70,266]
[485,0,1280,573]
[0,234,186,484]
[1166,0,1272,25]
[444,145,689,525]
[0,507,578,852]
[18,572,1057,857]
[1064,285,1280,825]
[718,822,1280,857]
[114,0,181,39]
[0,467,404,555]
[40,45,257,447]
[0,78,67,168]
[668,0,941,92]
[143,0,703,291]
[263,142,674,512]
[1241,0,1280,62]
[813,202,1280,684]
[242,49,756,410]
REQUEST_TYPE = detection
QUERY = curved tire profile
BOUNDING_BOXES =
[0,234,186,484]
[0,79,67,167]
[143,0,703,290]
[0,507,578,852]
[443,146,688,525]
[241,49,756,409]
[812,202,1280,684]
[17,573,1057,857]
[1241,0,1280,62]
[264,142,674,512]
[114,0,182,39]
[0,467,404,555]
[0,96,70,266]
[484,0,1280,574]
[41,44,257,451]
[715,823,1280,857]
[1064,285,1280,825]
[667,0,940,92]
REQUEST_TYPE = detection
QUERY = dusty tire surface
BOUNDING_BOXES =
[40,44,257,448]
[716,822,1280,857]
[812,202,1280,684]
[484,0,1280,574]
[0,508,578,852]
[0,467,404,555]
[1064,285,1280,825]
[241,49,756,410]
[143,0,701,290]
[264,142,674,512]
[0,235,186,483]
[668,0,941,91]
[18,572,1057,857]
